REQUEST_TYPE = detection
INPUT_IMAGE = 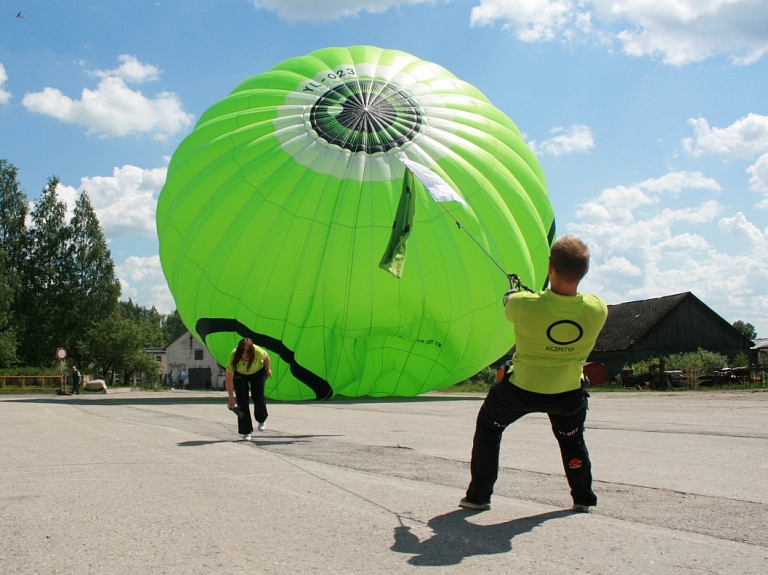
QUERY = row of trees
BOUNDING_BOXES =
[0,159,186,382]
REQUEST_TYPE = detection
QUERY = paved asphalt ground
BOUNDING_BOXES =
[1,388,767,574]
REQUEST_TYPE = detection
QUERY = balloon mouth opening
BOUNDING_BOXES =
[309,79,424,154]
[195,317,334,401]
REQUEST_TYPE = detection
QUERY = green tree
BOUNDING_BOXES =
[124,349,164,387]
[0,248,17,366]
[119,300,164,350]
[673,349,716,372]
[161,309,187,345]
[0,159,28,280]
[18,177,70,366]
[0,159,28,362]
[117,301,164,385]
[731,351,749,367]
[732,320,757,340]
[453,365,498,391]
[78,311,158,384]
[115,305,165,387]
[120,299,163,326]
[635,348,729,374]
[63,191,120,364]
[78,302,165,385]
[77,312,123,379]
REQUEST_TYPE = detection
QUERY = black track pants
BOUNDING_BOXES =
[233,368,268,435]
[465,380,596,507]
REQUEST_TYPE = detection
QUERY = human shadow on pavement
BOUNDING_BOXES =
[391,509,571,566]
[177,434,340,448]
[19,396,229,406]
[16,394,480,407]
[178,439,241,447]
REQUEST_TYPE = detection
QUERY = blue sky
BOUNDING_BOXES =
[2,1,767,335]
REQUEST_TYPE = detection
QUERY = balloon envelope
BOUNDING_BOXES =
[157,45,555,400]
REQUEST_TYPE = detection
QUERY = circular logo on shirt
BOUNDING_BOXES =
[546,320,584,346]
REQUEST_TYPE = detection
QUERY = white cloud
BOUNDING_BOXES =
[250,0,439,21]
[656,232,710,252]
[471,0,586,42]
[576,185,657,225]
[570,171,768,335]
[529,124,594,156]
[92,54,160,84]
[682,114,768,209]
[91,165,166,238]
[597,256,642,278]
[718,212,767,246]
[639,171,722,195]
[683,114,768,159]
[39,164,171,312]
[748,153,768,205]
[57,165,167,239]
[0,63,11,104]
[575,171,720,224]
[658,200,723,225]
[21,56,193,140]
[469,0,768,65]
[116,255,175,314]
[607,0,768,66]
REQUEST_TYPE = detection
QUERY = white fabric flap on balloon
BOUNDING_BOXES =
[399,158,468,208]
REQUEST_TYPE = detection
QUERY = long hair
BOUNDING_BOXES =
[234,338,255,370]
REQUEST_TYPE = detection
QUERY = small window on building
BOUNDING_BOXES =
[194,349,204,360]
[155,356,162,362]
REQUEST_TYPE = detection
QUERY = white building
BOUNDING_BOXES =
[145,346,167,376]
[751,338,768,366]
[165,331,226,389]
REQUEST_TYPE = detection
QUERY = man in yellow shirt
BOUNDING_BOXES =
[461,235,608,513]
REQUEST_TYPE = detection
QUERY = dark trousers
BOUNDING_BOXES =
[466,380,596,507]
[71,379,80,394]
[233,369,268,435]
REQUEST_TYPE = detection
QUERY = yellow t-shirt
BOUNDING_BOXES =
[505,289,607,394]
[226,346,267,374]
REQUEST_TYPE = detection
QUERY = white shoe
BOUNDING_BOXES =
[257,422,266,431]
[241,433,251,440]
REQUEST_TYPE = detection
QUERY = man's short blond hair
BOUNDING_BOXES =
[549,235,590,283]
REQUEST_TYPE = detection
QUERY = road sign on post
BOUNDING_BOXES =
[55,348,68,394]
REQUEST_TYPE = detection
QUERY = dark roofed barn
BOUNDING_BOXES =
[588,292,753,381]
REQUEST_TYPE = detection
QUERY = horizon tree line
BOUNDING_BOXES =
[2,157,760,383]
[0,158,186,383]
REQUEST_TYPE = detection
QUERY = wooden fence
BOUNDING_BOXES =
[0,375,65,391]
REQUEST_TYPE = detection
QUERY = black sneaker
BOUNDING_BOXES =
[459,498,491,510]
[572,504,592,513]
[229,406,245,418]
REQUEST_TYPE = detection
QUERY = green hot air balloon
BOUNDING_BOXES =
[157,46,555,400]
